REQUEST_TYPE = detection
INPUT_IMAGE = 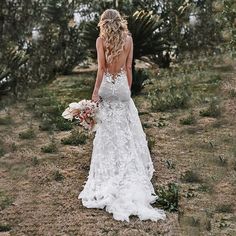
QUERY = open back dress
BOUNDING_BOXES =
[78,36,166,222]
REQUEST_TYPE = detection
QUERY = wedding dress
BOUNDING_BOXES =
[78,66,166,222]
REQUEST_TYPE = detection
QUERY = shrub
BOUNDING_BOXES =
[180,112,197,125]
[0,116,13,125]
[52,170,64,182]
[0,146,6,157]
[0,224,12,232]
[41,138,58,153]
[200,97,221,118]
[27,88,73,132]
[154,183,179,212]
[229,89,236,98]
[0,190,14,210]
[181,170,202,183]
[215,204,233,213]
[61,129,87,145]
[54,117,73,131]
[19,128,36,139]
[131,68,150,95]
[149,78,191,112]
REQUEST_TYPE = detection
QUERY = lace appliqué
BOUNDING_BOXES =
[78,69,166,222]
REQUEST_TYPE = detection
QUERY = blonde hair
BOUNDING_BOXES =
[98,9,129,64]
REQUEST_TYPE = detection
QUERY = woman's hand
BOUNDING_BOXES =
[92,92,100,103]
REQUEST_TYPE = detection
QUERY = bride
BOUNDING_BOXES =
[78,9,166,222]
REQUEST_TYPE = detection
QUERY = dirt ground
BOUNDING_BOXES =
[0,59,235,235]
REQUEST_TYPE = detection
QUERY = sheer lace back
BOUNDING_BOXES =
[98,65,130,101]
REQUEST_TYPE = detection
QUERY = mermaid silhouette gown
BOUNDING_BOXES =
[78,66,166,222]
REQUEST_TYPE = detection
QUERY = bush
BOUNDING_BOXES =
[180,112,197,125]
[26,88,73,132]
[215,204,233,213]
[154,183,179,212]
[0,116,13,125]
[0,146,5,158]
[0,190,14,210]
[181,170,202,183]
[61,129,87,145]
[200,97,221,118]
[0,223,12,232]
[19,128,36,139]
[54,117,73,131]
[149,78,191,112]
[131,68,150,95]
[0,1,86,96]
[41,138,58,153]
[147,136,155,153]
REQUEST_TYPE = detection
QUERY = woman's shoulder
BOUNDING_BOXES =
[96,36,103,43]
[126,34,133,44]
[96,36,104,48]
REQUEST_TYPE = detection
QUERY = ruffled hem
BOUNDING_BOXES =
[78,179,166,222]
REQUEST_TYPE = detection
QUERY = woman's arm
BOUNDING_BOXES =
[92,37,105,102]
[126,36,133,89]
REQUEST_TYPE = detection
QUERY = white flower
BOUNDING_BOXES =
[62,107,74,121]
[69,102,81,110]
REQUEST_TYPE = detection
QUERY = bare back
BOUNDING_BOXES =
[101,35,132,75]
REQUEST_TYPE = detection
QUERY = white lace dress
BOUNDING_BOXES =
[78,68,166,222]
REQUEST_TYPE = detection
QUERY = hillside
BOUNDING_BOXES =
[0,56,235,235]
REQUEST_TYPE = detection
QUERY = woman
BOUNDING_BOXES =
[78,9,166,222]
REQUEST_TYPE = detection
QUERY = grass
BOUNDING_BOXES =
[215,155,228,166]
[0,115,13,125]
[180,112,197,125]
[229,89,236,98]
[52,170,64,181]
[149,77,191,112]
[0,146,6,157]
[147,136,155,153]
[0,223,12,232]
[11,142,17,152]
[197,183,214,194]
[189,217,201,227]
[8,163,29,180]
[19,128,36,139]
[41,138,58,153]
[199,98,222,118]
[26,87,73,132]
[181,170,203,183]
[61,129,87,145]
[0,190,14,210]
[0,54,235,235]
[215,204,234,213]
[157,116,168,128]
[165,160,176,169]
[31,156,39,166]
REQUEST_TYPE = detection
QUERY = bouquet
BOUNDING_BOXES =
[62,99,100,132]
